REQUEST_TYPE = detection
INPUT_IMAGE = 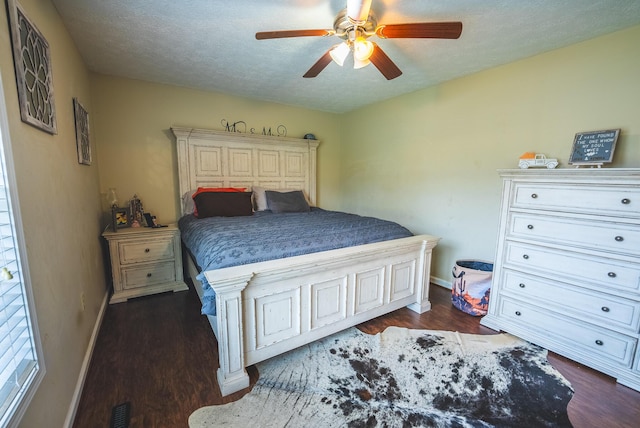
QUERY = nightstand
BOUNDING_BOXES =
[102,224,188,303]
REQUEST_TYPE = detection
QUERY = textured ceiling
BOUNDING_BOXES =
[51,0,640,113]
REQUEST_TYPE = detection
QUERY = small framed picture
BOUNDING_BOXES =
[73,98,91,165]
[112,207,131,231]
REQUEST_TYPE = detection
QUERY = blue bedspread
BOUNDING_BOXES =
[179,208,413,316]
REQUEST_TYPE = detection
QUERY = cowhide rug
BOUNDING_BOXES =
[190,327,573,427]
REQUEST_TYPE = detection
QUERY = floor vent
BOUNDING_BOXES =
[110,402,131,428]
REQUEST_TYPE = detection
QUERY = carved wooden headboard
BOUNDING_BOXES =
[171,127,320,215]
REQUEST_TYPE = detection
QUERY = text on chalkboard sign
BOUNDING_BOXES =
[569,129,619,165]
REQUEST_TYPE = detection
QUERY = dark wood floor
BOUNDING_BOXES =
[73,283,640,427]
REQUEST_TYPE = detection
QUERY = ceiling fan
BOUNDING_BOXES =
[255,0,462,80]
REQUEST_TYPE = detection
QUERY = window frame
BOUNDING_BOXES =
[0,69,46,427]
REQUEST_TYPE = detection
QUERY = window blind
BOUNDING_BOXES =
[0,179,38,426]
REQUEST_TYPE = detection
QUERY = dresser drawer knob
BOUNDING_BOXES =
[614,236,624,242]
[601,306,610,313]
[519,283,526,288]
[145,248,150,253]
[515,311,522,316]
[621,198,630,205]
[527,224,534,230]
[146,273,152,278]
[531,193,538,199]
[522,254,529,260]
[607,272,617,278]
[595,339,604,346]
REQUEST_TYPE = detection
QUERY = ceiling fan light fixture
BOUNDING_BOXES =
[353,57,370,69]
[329,42,350,66]
[353,36,374,61]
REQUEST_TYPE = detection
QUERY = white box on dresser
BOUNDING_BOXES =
[102,224,188,303]
[481,168,640,392]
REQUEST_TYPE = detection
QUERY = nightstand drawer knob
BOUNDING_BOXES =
[522,254,529,260]
[614,236,624,242]
[531,193,538,199]
[519,283,526,288]
[527,224,534,230]
[608,272,617,278]
[145,248,150,253]
[146,273,152,278]
[515,311,522,316]
[621,198,630,205]
[601,306,610,312]
[595,339,604,346]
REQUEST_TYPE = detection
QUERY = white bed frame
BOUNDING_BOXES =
[171,127,440,396]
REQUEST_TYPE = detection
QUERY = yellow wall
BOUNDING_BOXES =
[0,0,106,426]
[90,76,342,224]
[339,25,640,282]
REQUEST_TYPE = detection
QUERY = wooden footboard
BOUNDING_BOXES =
[189,234,439,396]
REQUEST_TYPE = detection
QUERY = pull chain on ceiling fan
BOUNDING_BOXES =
[255,0,463,80]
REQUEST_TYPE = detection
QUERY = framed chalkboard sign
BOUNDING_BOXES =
[569,129,619,166]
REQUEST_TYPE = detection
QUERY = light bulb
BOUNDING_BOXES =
[353,37,374,62]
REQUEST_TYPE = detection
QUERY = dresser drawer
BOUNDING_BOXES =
[502,270,640,331]
[497,297,637,366]
[509,213,640,255]
[505,242,640,294]
[512,183,639,217]
[121,261,177,290]
[118,237,175,264]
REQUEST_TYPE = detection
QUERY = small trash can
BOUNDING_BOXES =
[452,260,493,316]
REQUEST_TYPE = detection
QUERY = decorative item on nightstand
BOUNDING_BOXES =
[111,206,131,231]
[106,187,118,208]
[129,194,144,227]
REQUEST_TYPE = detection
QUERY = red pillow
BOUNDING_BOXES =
[192,187,247,217]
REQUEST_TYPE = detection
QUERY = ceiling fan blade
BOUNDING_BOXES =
[376,22,463,39]
[256,29,332,40]
[369,43,402,80]
[303,50,333,78]
[347,0,372,23]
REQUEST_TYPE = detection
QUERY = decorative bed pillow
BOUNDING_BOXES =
[193,191,253,218]
[253,186,311,211]
[182,189,197,215]
[191,187,247,217]
[265,190,310,213]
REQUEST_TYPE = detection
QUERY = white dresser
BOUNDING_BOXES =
[481,168,640,391]
[102,225,188,303]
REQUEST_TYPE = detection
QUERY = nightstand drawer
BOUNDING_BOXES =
[118,237,175,264]
[121,262,177,290]
[498,297,636,366]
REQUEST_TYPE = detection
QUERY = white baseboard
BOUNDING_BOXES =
[63,290,109,428]
[430,275,452,290]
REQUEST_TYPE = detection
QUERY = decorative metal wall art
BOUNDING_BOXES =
[73,98,91,165]
[7,0,57,134]
[221,119,287,137]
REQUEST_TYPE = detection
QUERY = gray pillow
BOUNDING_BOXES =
[265,190,310,213]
